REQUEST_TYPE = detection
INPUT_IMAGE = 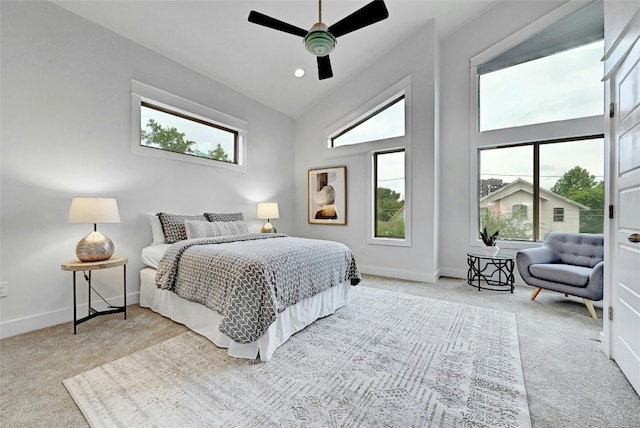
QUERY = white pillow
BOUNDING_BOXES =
[184,220,249,239]
[147,212,166,245]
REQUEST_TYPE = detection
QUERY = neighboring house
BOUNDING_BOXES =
[480,178,589,237]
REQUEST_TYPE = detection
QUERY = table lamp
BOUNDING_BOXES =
[68,197,121,262]
[257,202,279,233]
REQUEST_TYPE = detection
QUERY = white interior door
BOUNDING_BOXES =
[604,2,640,396]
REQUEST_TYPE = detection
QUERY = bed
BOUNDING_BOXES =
[139,212,360,361]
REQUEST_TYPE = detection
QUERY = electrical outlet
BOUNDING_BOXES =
[360,245,365,254]
[0,282,7,298]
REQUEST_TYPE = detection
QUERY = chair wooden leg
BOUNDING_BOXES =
[530,287,542,301]
[583,299,598,319]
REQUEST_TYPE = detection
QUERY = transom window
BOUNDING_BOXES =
[130,80,247,171]
[479,40,604,131]
[141,102,238,164]
[331,95,405,147]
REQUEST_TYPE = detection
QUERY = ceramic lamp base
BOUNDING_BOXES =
[261,222,276,233]
[76,231,114,262]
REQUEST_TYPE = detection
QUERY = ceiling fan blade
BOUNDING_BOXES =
[328,0,389,38]
[248,11,308,37]
[317,55,333,80]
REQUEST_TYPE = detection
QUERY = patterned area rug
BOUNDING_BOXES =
[64,287,531,427]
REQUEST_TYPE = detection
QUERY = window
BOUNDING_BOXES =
[479,137,604,241]
[374,149,405,239]
[130,80,247,171]
[141,102,238,164]
[512,204,528,220]
[479,40,604,131]
[331,95,405,147]
[472,2,605,244]
[325,77,412,246]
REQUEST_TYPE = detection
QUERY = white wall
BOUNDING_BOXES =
[0,1,294,337]
[293,22,439,282]
[438,1,565,279]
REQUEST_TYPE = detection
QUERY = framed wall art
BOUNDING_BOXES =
[308,166,347,225]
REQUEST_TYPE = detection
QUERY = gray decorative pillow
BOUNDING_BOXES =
[204,212,244,222]
[184,220,249,239]
[157,213,207,244]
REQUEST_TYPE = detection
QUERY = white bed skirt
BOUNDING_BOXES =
[139,268,352,361]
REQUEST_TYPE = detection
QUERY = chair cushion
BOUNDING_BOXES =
[529,263,592,287]
[544,232,604,268]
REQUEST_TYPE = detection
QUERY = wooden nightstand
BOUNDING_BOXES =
[61,256,128,334]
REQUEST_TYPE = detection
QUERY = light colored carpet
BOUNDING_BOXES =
[64,286,531,428]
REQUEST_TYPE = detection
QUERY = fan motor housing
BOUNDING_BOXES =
[304,23,336,56]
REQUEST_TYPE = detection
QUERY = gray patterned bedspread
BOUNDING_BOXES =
[156,233,361,344]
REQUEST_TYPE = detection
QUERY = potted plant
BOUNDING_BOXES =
[480,226,500,256]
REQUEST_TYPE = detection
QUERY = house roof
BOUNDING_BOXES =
[480,178,591,210]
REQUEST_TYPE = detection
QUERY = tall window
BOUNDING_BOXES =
[473,1,604,243]
[374,149,405,239]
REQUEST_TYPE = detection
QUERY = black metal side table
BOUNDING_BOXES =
[61,256,128,333]
[466,253,515,292]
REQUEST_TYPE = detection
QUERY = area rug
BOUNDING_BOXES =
[64,286,531,427]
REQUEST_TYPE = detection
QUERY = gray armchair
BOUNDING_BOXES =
[516,232,604,319]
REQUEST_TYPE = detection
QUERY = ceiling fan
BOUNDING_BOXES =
[248,0,389,80]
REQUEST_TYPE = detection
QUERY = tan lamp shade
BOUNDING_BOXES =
[257,202,279,233]
[69,198,121,262]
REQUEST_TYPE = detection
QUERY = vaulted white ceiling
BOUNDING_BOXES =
[52,0,499,118]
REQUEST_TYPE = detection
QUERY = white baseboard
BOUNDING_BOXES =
[437,267,467,280]
[359,265,440,283]
[0,292,140,339]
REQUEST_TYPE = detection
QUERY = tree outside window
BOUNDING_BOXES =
[140,102,237,164]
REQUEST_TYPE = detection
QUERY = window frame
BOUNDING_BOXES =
[368,146,412,247]
[468,2,605,249]
[553,207,565,222]
[479,135,603,241]
[323,77,412,247]
[130,80,247,172]
[330,94,405,148]
[512,204,528,220]
[324,76,411,159]
[373,148,406,239]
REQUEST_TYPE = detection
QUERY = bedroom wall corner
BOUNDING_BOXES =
[0,1,295,338]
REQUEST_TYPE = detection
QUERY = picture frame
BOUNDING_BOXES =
[308,166,347,225]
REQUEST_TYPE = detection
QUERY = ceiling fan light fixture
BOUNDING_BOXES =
[304,23,336,56]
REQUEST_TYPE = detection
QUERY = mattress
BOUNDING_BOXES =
[141,244,169,270]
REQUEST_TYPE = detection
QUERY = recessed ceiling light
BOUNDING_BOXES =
[294,68,305,78]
